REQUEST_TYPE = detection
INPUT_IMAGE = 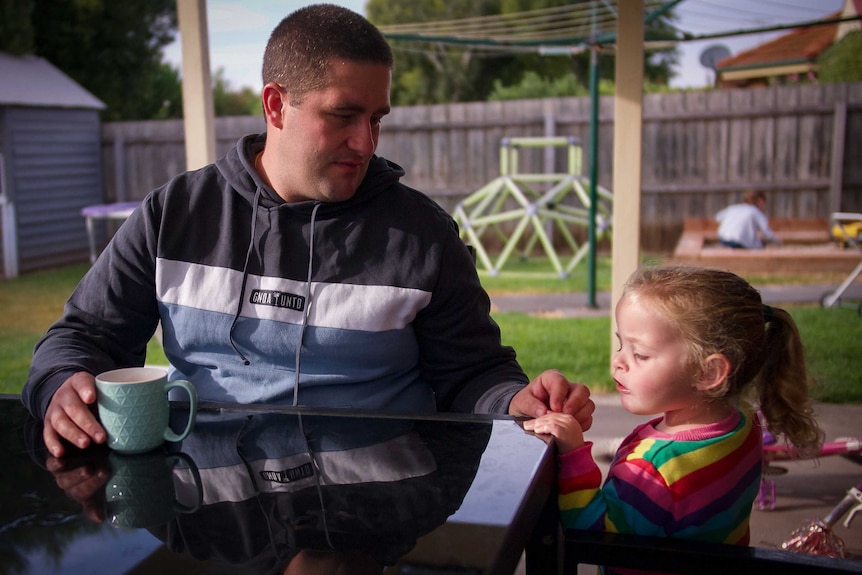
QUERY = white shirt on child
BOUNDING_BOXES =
[716,203,777,249]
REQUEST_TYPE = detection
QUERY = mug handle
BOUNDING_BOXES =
[162,380,197,443]
[167,452,203,515]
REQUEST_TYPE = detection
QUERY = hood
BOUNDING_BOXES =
[216,133,406,214]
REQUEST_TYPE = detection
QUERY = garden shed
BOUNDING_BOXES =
[0,52,105,278]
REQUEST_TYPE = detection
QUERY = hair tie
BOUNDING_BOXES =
[763,304,775,323]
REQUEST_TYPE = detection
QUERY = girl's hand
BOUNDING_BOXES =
[509,370,594,431]
[522,412,585,454]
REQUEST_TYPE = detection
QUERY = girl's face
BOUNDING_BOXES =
[612,293,707,428]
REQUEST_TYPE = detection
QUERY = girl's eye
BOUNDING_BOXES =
[634,353,648,361]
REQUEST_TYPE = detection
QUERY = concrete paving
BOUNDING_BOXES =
[498,281,862,571]
[588,395,862,558]
[513,399,862,575]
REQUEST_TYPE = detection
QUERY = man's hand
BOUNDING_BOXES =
[43,372,106,458]
[45,454,109,523]
[509,369,594,431]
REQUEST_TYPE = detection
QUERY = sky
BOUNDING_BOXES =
[162,0,847,93]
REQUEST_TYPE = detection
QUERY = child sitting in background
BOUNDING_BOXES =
[524,264,823,547]
[716,189,781,249]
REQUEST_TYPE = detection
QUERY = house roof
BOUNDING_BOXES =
[715,13,840,72]
[0,52,105,110]
[715,0,862,74]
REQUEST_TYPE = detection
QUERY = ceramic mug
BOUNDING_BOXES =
[96,367,197,453]
[105,450,203,529]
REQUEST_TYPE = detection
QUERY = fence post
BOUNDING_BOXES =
[113,135,126,203]
[830,100,847,214]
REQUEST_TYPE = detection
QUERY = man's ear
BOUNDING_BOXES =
[262,82,287,129]
[697,353,731,392]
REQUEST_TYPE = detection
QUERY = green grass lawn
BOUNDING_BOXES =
[2,258,860,403]
[0,263,167,392]
[494,305,862,404]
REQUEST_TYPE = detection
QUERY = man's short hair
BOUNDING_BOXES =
[262,4,393,103]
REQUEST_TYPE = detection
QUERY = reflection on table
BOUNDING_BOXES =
[1,397,556,574]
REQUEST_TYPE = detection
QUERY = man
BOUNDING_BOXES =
[22,4,593,458]
[716,189,781,249]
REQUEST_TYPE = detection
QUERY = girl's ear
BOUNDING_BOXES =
[697,353,731,392]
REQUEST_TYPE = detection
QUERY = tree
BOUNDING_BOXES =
[367,0,679,106]
[2,1,259,120]
[213,69,261,117]
[23,0,179,121]
[0,0,34,55]
[818,30,862,84]
[488,71,590,100]
[148,61,184,120]
[367,0,511,105]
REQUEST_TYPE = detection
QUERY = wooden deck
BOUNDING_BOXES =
[671,218,862,275]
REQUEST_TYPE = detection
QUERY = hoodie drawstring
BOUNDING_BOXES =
[228,189,319,408]
[293,202,321,406]
[297,412,335,549]
[229,186,263,365]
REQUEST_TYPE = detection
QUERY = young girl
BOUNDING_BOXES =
[524,264,823,547]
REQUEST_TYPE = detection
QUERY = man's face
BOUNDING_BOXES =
[272,60,391,204]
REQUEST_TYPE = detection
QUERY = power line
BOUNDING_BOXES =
[673,0,843,34]
[378,0,670,45]
[379,0,854,52]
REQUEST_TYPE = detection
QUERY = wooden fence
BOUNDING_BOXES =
[100,82,862,253]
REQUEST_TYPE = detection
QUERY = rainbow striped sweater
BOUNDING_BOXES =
[558,409,762,545]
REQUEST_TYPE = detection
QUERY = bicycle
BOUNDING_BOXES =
[757,428,862,511]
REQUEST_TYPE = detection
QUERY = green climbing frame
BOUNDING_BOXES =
[453,136,613,278]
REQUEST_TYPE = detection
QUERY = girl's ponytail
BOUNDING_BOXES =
[755,306,823,457]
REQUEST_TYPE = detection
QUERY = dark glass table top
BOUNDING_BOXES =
[0,396,555,575]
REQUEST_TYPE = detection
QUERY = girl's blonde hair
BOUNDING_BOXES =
[623,265,822,455]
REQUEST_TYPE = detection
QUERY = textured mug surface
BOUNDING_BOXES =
[96,367,197,453]
[105,450,202,529]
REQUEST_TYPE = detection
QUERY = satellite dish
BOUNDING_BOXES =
[699,44,731,70]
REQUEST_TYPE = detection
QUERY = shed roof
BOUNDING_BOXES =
[0,52,105,110]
